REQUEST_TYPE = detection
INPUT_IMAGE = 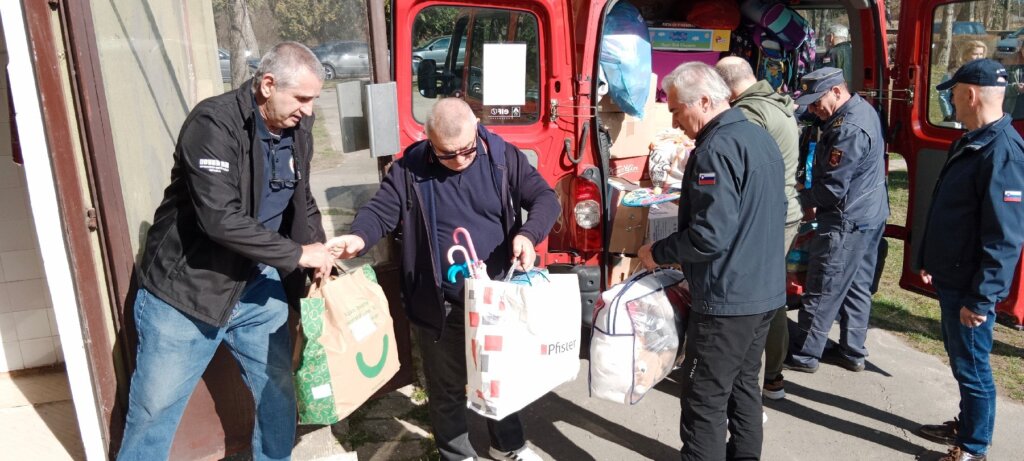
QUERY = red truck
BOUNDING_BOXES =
[388,0,1024,329]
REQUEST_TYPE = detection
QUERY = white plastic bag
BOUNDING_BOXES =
[647,129,693,193]
[465,272,582,420]
[590,269,686,404]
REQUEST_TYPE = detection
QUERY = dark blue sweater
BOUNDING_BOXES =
[350,124,560,337]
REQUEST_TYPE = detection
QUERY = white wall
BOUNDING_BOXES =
[0,26,61,373]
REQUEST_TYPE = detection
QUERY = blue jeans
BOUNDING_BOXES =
[117,265,295,461]
[935,284,996,456]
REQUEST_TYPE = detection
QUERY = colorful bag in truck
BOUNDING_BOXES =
[294,265,400,425]
[464,271,582,420]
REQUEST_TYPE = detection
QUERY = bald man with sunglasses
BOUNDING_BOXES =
[328,98,559,461]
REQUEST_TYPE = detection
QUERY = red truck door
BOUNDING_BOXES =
[890,0,1024,327]
[393,0,580,264]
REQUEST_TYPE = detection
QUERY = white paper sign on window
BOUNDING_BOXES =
[483,43,527,106]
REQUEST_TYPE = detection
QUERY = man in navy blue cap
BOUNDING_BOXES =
[917,58,1024,461]
[785,67,889,374]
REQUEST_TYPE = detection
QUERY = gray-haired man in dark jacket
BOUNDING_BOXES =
[119,42,333,460]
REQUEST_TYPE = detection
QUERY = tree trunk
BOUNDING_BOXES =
[939,5,956,70]
[229,0,258,87]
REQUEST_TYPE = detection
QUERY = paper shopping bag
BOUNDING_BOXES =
[295,265,400,424]
[464,272,582,420]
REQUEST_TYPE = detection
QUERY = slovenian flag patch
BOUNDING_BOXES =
[698,172,716,185]
[1005,190,1022,202]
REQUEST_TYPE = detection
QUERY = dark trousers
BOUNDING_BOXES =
[413,303,525,461]
[679,310,774,461]
[792,225,884,366]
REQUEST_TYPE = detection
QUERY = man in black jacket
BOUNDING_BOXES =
[118,42,333,461]
[638,62,786,461]
[917,59,1024,461]
[328,98,559,461]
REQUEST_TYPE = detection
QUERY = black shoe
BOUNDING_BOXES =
[783,358,818,373]
[822,345,866,372]
[918,418,958,445]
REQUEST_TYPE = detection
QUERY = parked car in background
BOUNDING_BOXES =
[218,48,230,82]
[995,26,1024,63]
[412,35,465,73]
[311,40,370,80]
[932,21,987,35]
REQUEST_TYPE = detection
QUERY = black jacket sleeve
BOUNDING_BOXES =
[349,159,406,251]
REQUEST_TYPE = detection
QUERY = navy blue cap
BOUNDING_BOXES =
[936,59,1008,91]
[795,67,846,106]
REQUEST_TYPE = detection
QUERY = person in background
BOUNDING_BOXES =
[327,98,559,461]
[940,41,989,123]
[638,62,786,461]
[918,59,1024,461]
[118,42,333,461]
[786,67,889,375]
[820,24,853,83]
[716,56,802,401]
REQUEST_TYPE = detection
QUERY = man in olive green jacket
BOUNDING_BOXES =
[717,56,802,401]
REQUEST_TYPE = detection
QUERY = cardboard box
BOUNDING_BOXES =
[608,155,649,182]
[649,27,731,52]
[608,177,649,255]
[602,103,674,159]
[608,254,642,285]
[646,202,679,244]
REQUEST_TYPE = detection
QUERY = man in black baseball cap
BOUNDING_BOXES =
[935,58,1008,92]
[785,66,889,378]
[917,58,1023,461]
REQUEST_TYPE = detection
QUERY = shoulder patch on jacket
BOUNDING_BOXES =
[831,115,844,129]
[1005,190,1022,202]
[698,172,717,185]
[828,148,843,168]
[199,158,230,173]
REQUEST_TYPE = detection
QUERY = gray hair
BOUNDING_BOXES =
[425,98,477,141]
[829,24,850,40]
[253,42,326,89]
[662,62,732,106]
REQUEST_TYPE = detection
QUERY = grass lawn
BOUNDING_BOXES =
[872,154,1024,402]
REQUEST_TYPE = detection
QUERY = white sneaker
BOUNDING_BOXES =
[489,444,543,461]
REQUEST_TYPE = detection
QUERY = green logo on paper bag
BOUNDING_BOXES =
[356,334,389,378]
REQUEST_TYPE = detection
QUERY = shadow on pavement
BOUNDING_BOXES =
[765,383,928,455]
[469,392,679,460]
[872,299,1024,359]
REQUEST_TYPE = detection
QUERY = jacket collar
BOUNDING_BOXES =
[960,114,1012,151]
[825,93,863,126]
[696,107,747,144]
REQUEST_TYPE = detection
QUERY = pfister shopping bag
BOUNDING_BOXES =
[294,265,400,424]
[590,269,687,405]
[464,271,582,420]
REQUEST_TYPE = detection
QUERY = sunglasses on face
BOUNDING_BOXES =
[429,138,477,160]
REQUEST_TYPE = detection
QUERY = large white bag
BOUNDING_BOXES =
[590,269,687,404]
[465,272,582,420]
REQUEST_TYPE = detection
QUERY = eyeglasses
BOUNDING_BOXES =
[429,138,477,160]
[269,143,301,190]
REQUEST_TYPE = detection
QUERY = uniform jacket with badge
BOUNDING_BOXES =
[732,79,802,224]
[651,108,787,316]
[349,124,560,338]
[799,94,889,232]
[920,115,1024,315]
[137,81,325,327]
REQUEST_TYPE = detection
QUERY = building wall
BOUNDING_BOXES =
[0,37,61,372]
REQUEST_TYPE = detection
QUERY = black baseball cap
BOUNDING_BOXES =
[936,59,1008,91]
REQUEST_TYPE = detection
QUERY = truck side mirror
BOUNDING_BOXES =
[417,59,438,98]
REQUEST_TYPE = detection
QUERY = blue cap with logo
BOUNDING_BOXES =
[935,58,1008,91]
[795,67,846,106]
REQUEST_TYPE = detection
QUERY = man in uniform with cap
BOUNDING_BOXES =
[917,59,1024,461]
[785,67,889,373]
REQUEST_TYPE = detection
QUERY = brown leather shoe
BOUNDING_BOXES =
[938,446,986,461]
[918,419,958,445]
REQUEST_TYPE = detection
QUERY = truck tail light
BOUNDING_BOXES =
[570,168,603,254]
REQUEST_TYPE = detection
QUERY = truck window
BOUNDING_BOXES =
[411,7,541,126]
[927,1,1023,126]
